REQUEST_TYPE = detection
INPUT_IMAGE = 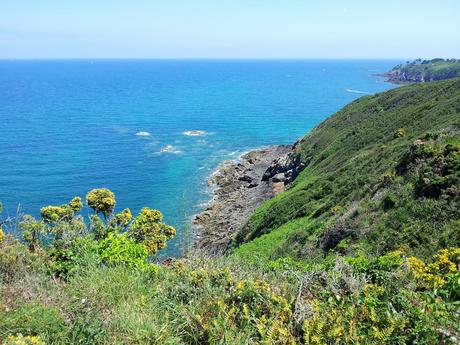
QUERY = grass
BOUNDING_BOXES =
[1,235,458,344]
[236,78,460,261]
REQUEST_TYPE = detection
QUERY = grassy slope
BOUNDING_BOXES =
[235,78,460,263]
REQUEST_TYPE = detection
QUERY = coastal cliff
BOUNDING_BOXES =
[195,77,460,260]
[193,145,305,255]
[381,58,460,83]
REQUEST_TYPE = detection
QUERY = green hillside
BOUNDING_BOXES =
[235,78,460,262]
[384,58,460,83]
[1,79,459,344]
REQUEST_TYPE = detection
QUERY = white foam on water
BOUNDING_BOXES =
[136,131,151,136]
[183,130,206,136]
[158,144,182,154]
[345,89,372,95]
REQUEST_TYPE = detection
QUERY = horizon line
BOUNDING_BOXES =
[0,57,414,61]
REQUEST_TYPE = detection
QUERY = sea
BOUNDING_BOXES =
[0,59,400,256]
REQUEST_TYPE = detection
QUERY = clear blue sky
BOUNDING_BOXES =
[1,0,459,59]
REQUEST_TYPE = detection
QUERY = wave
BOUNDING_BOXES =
[183,130,206,137]
[345,89,372,95]
[158,144,182,154]
[136,131,151,136]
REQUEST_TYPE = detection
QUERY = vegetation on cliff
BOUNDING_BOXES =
[383,58,460,83]
[235,78,460,263]
[1,79,459,344]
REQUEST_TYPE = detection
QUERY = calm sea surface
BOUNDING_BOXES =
[0,59,399,255]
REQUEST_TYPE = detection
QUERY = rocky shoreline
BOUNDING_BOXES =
[193,143,307,256]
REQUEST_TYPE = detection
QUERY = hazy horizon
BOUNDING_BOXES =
[1,0,459,59]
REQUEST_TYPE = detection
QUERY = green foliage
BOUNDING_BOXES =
[381,192,397,211]
[130,207,176,255]
[0,304,66,344]
[236,78,460,261]
[408,247,460,300]
[387,58,460,83]
[97,232,150,269]
[19,215,46,251]
[111,208,132,227]
[393,127,406,138]
[412,143,459,198]
[40,196,82,223]
[86,188,116,218]
[0,239,47,282]
[47,236,100,279]
[1,78,459,344]
[89,214,108,239]
[68,196,83,212]
[1,240,458,344]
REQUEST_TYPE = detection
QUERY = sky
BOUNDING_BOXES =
[1,0,459,59]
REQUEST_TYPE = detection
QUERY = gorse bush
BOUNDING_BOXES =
[3,188,176,281]
[86,188,116,218]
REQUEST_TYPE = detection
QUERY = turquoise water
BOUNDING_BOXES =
[0,59,399,255]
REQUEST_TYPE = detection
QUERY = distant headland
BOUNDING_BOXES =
[380,58,460,83]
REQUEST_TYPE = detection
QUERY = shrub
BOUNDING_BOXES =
[89,214,108,239]
[393,128,406,138]
[130,208,176,255]
[0,240,46,282]
[19,216,46,251]
[40,196,82,223]
[382,192,397,211]
[68,196,83,212]
[112,208,132,227]
[2,334,45,345]
[97,232,149,269]
[46,236,100,280]
[408,247,459,299]
[86,188,116,218]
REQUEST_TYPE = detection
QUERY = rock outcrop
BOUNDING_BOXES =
[193,144,307,255]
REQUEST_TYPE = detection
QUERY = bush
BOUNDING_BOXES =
[130,208,176,255]
[382,192,397,211]
[86,188,116,218]
[97,232,149,269]
[408,247,460,299]
[0,241,47,282]
[40,196,82,223]
[393,128,406,138]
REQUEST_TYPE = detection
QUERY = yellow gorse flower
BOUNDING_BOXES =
[408,247,459,289]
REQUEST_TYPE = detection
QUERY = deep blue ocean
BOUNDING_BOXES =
[0,59,400,255]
